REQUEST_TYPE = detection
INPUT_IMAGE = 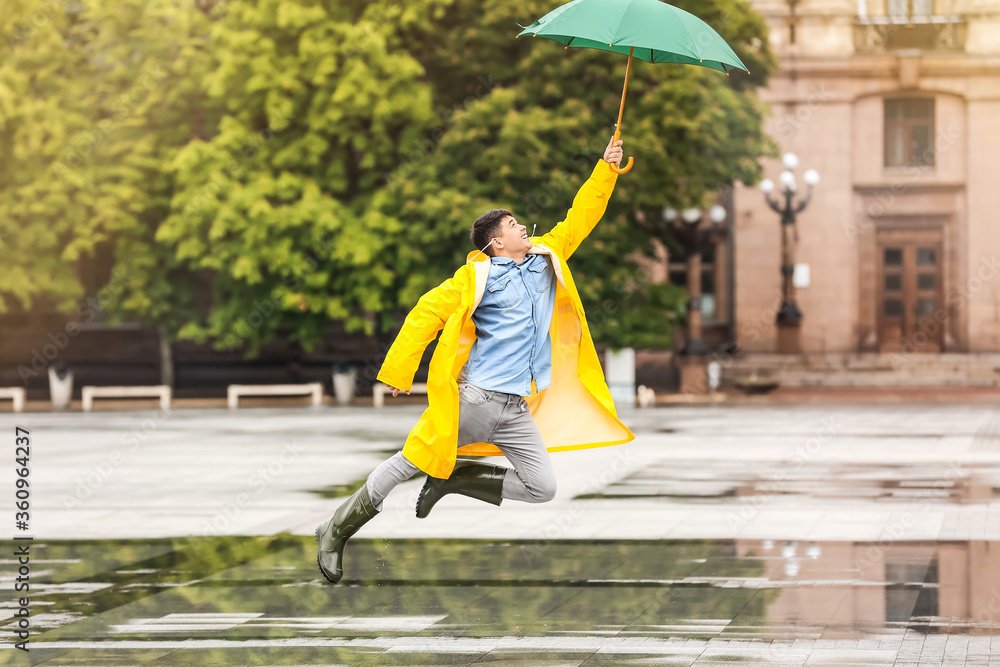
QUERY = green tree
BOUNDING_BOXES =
[2,0,777,367]
[161,0,776,355]
[370,0,778,348]
[157,0,447,356]
[0,0,215,387]
[0,0,116,317]
[83,0,218,387]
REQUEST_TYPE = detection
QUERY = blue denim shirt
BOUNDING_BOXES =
[461,253,556,397]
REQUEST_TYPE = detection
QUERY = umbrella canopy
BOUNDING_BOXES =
[516,0,748,74]
[516,0,749,174]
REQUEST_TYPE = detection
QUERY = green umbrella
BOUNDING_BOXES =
[517,0,749,174]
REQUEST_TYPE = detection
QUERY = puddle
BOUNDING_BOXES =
[307,478,369,499]
[2,536,998,664]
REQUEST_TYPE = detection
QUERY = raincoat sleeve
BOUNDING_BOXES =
[376,268,465,392]
[538,160,618,260]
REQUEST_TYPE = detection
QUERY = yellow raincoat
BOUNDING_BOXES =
[376,159,635,479]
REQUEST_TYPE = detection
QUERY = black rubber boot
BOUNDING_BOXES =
[315,484,379,584]
[415,461,507,519]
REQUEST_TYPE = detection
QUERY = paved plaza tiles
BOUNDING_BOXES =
[2,403,1000,665]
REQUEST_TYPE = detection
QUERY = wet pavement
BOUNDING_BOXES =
[3,536,1000,665]
[7,404,1000,543]
[2,403,1000,664]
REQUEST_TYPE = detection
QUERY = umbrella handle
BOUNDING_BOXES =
[609,127,634,174]
[610,156,634,174]
[609,48,635,174]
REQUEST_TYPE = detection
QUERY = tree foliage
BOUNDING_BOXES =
[367,0,777,348]
[0,0,119,314]
[0,0,211,342]
[1,0,777,356]
[157,0,447,354]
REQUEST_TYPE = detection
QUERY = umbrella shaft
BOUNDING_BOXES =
[615,46,635,139]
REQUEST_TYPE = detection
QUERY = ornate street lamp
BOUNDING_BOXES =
[760,153,820,354]
[664,204,727,393]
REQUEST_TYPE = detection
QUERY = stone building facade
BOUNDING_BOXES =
[732,0,1000,357]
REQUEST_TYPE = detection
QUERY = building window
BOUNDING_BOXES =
[889,0,933,19]
[884,98,934,167]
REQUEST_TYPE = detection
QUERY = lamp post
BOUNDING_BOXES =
[664,204,727,394]
[760,153,820,354]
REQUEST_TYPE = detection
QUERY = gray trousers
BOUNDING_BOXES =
[365,383,557,510]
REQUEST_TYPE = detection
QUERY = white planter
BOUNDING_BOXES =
[48,367,74,411]
[332,367,357,406]
[604,347,636,408]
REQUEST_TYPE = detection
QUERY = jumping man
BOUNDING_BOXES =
[316,134,636,583]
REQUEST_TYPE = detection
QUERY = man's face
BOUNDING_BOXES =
[493,215,531,255]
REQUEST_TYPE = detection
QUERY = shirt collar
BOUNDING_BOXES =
[491,255,534,267]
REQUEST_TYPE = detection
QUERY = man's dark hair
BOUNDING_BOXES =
[470,208,511,257]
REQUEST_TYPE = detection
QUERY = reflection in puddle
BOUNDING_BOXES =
[2,536,998,664]
[743,539,1000,636]
[306,477,368,499]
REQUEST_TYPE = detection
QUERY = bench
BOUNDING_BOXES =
[0,387,26,413]
[82,385,171,412]
[227,383,324,409]
[373,383,428,408]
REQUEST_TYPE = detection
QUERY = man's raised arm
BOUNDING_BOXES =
[537,135,624,261]
[376,268,464,394]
